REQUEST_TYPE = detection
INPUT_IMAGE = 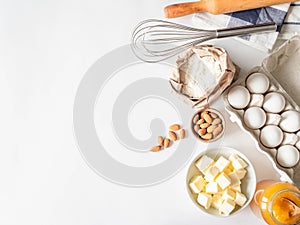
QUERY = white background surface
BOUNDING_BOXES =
[0,0,283,224]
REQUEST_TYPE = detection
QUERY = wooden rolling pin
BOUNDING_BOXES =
[164,0,298,18]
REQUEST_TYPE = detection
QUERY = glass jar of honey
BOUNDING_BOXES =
[252,180,300,225]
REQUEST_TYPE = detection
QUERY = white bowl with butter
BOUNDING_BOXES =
[186,147,256,217]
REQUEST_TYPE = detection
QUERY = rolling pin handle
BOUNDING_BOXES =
[164,1,208,18]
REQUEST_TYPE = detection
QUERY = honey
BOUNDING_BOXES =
[257,182,300,225]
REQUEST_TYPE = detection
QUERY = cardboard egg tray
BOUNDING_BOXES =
[223,36,300,185]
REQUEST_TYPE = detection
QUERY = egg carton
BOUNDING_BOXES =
[223,36,300,186]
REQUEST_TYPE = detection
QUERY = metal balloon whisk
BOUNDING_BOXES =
[131,19,277,63]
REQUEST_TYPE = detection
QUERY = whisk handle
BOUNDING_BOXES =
[217,22,277,38]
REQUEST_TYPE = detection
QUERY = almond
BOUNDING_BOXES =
[198,128,207,136]
[169,124,181,131]
[213,124,223,137]
[201,133,213,140]
[169,131,177,141]
[193,114,200,124]
[212,118,222,125]
[196,118,205,125]
[210,112,218,119]
[200,123,210,129]
[151,145,161,152]
[207,125,218,133]
[179,129,185,139]
[203,113,213,124]
[158,136,164,146]
[163,138,170,148]
[194,124,200,132]
[201,111,208,119]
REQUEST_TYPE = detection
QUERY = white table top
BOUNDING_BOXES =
[0,0,282,224]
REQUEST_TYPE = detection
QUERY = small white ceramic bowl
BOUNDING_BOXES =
[190,108,225,143]
[186,147,256,217]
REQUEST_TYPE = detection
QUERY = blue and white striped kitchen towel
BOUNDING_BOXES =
[192,3,300,52]
[277,3,300,44]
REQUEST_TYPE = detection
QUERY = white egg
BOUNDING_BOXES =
[279,110,300,133]
[263,92,286,113]
[246,73,269,94]
[243,107,266,129]
[260,125,283,148]
[227,85,250,109]
[276,145,299,168]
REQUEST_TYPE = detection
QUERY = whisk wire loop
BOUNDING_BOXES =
[131,19,277,63]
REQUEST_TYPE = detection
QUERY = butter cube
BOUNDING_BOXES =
[222,188,236,201]
[223,168,231,174]
[204,166,220,182]
[229,154,248,170]
[236,169,247,180]
[206,182,220,194]
[227,172,241,187]
[195,155,214,173]
[224,163,235,174]
[197,192,212,209]
[214,156,230,172]
[231,184,241,192]
[216,172,231,190]
[232,158,247,170]
[229,154,237,162]
[235,191,247,206]
[189,175,206,194]
[211,194,223,210]
[227,163,235,171]
[219,199,236,215]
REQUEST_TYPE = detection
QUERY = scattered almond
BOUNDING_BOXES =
[169,124,181,131]
[151,145,161,152]
[169,131,177,141]
[151,123,187,153]
[179,129,185,139]
[163,138,170,148]
[158,136,164,146]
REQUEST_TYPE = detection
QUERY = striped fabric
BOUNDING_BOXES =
[192,2,300,52]
[278,3,300,40]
